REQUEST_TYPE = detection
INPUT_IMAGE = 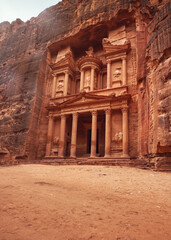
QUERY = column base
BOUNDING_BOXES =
[104,154,111,158]
[58,155,64,158]
[122,153,129,158]
[70,156,76,159]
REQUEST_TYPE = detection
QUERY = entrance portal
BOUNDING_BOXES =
[77,112,105,157]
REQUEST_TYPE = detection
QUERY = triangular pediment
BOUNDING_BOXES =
[59,92,113,107]
[50,53,75,71]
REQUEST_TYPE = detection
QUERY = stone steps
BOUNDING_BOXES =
[41,157,147,168]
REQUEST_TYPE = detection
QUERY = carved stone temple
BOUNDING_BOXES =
[0,0,171,170]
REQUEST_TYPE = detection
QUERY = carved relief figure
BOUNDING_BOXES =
[113,67,121,80]
[84,72,91,91]
[51,136,59,156]
[85,74,90,86]
[112,67,122,87]
[113,132,123,142]
[57,79,64,91]
[85,46,94,56]
[94,73,98,90]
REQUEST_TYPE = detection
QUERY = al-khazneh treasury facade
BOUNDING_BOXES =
[0,0,170,169]
[45,26,133,162]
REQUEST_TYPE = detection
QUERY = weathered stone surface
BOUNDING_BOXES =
[0,0,170,170]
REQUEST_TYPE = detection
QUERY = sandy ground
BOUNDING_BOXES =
[0,165,171,240]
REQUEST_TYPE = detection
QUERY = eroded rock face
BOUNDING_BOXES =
[0,0,170,170]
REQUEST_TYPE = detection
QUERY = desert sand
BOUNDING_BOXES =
[0,164,171,240]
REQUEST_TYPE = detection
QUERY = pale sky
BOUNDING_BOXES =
[0,0,61,23]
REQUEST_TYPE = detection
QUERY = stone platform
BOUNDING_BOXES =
[41,156,147,169]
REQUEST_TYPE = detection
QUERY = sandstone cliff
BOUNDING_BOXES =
[0,0,170,169]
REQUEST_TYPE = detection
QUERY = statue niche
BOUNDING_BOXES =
[51,136,59,156]
[111,62,122,87]
[84,70,91,92]
[94,72,98,90]
[111,132,123,155]
[56,75,64,96]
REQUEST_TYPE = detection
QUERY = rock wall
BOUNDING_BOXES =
[0,0,170,169]
[138,1,171,170]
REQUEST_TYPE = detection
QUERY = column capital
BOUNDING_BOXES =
[107,60,111,64]
[121,107,128,113]
[64,70,69,74]
[72,112,79,118]
[105,109,111,114]
[48,114,54,119]
[122,56,126,60]
[91,110,97,116]
[61,114,66,119]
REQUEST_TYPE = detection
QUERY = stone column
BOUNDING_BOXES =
[64,71,69,96]
[100,72,103,89]
[70,112,78,158]
[90,67,95,91]
[58,114,66,157]
[105,109,111,157]
[52,76,57,98]
[90,111,97,157]
[122,107,129,157]
[97,72,100,90]
[107,61,111,89]
[46,115,54,156]
[122,57,127,85]
[80,69,84,91]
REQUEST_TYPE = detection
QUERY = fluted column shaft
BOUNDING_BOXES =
[107,61,111,89]
[64,71,69,96]
[70,112,78,158]
[46,116,54,156]
[90,67,95,91]
[52,76,57,98]
[105,109,111,157]
[122,108,129,156]
[80,70,84,91]
[122,57,127,85]
[90,111,97,157]
[58,115,66,157]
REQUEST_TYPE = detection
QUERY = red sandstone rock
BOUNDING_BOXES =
[0,0,170,170]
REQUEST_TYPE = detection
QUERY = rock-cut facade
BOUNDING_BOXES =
[0,0,170,170]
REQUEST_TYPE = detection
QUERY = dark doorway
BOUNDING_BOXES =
[87,129,91,154]
[87,129,99,154]
[96,129,99,154]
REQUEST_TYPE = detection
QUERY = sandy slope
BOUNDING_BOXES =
[0,164,171,240]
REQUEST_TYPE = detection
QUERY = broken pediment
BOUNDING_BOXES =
[55,46,72,62]
[102,38,131,56]
[50,51,75,72]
